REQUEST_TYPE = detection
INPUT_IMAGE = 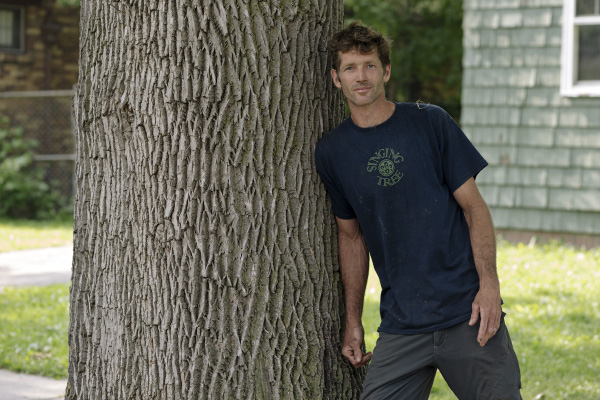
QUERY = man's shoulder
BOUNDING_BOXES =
[397,102,447,119]
[392,103,452,136]
[316,117,351,150]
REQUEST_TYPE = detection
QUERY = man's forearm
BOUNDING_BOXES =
[338,228,369,327]
[335,217,373,366]
[464,202,499,288]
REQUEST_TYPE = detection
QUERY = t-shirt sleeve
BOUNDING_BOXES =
[314,141,357,219]
[438,109,488,193]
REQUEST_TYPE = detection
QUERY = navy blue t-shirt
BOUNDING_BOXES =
[315,103,488,334]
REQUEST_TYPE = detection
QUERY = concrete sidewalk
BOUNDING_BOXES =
[0,369,66,400]
[0,245,72,287]
[0,245,72,400]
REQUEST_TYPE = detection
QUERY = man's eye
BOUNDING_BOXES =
[368,65,376,68]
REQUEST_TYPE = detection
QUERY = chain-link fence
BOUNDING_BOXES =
[0,89,75,203]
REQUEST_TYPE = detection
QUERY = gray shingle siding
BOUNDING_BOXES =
[462,1,600,235]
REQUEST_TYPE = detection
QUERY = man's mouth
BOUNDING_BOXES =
[355,86,371,93]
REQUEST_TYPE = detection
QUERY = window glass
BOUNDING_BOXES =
[577,25,600,80]
[0,10,15,47]
[0,7,21,50]
[576,0,600,15]
[562,0,600,95]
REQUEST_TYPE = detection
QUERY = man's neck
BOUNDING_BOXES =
[349,99,396,128]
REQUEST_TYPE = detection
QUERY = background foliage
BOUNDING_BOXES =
[55,0,79,6]
[344,0,464,120]
[0,117,63,219]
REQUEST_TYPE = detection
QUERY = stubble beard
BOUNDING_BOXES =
[345,82,384,108]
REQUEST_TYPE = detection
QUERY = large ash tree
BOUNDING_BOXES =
[67,0,365,398]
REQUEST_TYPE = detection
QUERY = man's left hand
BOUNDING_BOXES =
[469,284,502,347]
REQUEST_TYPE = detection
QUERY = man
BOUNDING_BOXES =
[315,21,522,399]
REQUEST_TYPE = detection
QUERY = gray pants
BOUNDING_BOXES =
[361,314,522,400]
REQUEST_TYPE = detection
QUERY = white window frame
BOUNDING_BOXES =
[560,0,600,97]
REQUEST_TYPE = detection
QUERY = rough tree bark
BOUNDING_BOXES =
[68,1,365,399]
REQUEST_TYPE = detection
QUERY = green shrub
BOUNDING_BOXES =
[0,116,62,219]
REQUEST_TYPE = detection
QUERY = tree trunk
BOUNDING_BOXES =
[68,1,364,399]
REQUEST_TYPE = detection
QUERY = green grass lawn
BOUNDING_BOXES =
[364,240,600,399]
[0,218,73,253]
[0,218,73,377]
[0,284,70,378]
[1,224,599,400]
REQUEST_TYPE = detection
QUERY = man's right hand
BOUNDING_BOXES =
[336,217,371,368]
[342,325,372,368]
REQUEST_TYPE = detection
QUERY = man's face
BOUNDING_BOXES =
[331,49,391,108]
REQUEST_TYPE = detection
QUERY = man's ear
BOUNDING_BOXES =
[331,69,342,88]
[383,64,391,83]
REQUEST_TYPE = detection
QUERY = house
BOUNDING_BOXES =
[0,0,79,201]
[461,0,600,247]
[0,0,78,91]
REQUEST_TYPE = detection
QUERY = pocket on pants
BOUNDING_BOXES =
[492,314,522,399]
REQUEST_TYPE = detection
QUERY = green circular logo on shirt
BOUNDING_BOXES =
[367,148,404,187]
[378,159,395,177]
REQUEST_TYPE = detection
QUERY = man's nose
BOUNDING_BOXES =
[356,67,367,81]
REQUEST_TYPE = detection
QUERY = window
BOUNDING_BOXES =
[0,5,24,53]
[561,0,600,96]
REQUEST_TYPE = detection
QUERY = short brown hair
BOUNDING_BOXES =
[328,21,391,71]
